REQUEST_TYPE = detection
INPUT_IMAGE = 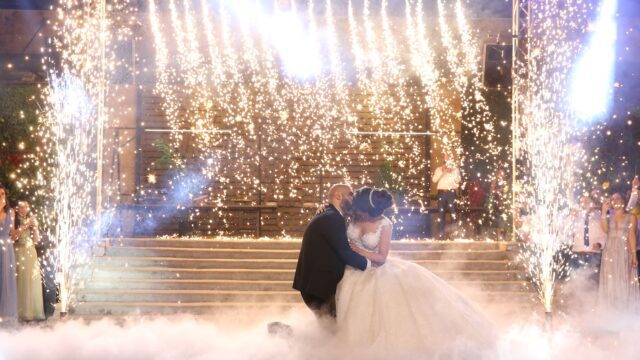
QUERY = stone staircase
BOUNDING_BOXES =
[73,238,535,316]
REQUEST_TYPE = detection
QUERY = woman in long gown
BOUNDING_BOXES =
[598,193,639,312]
[13,200,45,321]
[0,184,18,324]
[335,187,496,357]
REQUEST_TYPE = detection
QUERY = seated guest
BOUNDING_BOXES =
[13,199,45,321]
[569,193,606,282]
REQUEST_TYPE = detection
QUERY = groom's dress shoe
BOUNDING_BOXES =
[267,321,293,338]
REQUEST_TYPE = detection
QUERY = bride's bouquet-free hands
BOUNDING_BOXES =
[349,241,384,267]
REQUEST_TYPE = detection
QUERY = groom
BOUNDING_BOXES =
[292,183,370,319]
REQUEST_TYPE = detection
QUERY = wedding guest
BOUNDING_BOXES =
[13,199,45,321]
[598,193,639,311]
[591,188,604,208]
[465,179,485,237]
[432,153,461,240]
[0,184,18,323]
[569,193,606,283]
[624,176,640,279]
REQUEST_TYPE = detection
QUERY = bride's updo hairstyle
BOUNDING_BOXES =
[353,187,393,218]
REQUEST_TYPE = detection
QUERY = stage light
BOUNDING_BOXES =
[570,0,618,122]
[269,11,321,79]
[226,0,261,25]
[225,0,320,79]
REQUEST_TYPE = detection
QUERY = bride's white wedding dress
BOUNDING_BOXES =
[335,217,496,357]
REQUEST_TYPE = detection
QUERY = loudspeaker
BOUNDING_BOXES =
[482,44,512,89]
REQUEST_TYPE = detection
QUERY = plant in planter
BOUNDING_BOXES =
[376,160,407,206]
[148,139,210,205]
[152,138,184,170]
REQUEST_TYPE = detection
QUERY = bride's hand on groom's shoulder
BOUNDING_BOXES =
[315,204,329,215]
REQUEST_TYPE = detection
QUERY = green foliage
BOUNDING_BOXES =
[151,138,184,170]
[376,160,406,202]
[0,85,41,205]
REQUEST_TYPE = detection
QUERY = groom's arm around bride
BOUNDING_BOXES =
[292,184,368,319]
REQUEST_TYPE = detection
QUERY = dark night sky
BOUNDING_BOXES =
[0,0,51,10]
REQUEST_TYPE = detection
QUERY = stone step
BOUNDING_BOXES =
[106,247,301,259]
[88,267,526,282]
[83,279,295,292]
[77,289,302,303]
[73,297,538,317]
[104,246,508,261]
[76,238,529,316]
[71,302,306,316]
[107,238,503,251]
[394,250,507,261]
[82,279,531,293]
[75,289,536,305]
[90,257,511,271]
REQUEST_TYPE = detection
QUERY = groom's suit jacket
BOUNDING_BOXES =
[293,204,368,301]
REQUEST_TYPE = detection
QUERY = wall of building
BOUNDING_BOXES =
[0,8,514,236]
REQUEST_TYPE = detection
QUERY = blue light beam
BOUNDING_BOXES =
[570,0,618,123]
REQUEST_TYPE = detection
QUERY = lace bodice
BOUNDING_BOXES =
[607,215,631,249]
[347,217,392,252]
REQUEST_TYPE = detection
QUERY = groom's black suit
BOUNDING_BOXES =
[293,204,368,317]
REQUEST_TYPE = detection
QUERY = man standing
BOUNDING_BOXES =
[292,184,369,319]
[432,154,461,240]
[570,193,606,283]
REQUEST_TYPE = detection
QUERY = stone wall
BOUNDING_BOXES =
[0,9,515,237]
[132,85,437,237]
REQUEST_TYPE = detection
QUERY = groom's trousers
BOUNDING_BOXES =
[301,292,336,318]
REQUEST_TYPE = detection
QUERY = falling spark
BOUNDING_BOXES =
[515,0,592,313]
[42,73,98,314]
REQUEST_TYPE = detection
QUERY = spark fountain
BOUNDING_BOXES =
[42,73,97,316]
[513,0,603,330]
[35,0,136,315]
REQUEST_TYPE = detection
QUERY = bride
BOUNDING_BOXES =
[335,187,496,357]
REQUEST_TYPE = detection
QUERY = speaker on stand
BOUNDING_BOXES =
[482,43,513,89]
